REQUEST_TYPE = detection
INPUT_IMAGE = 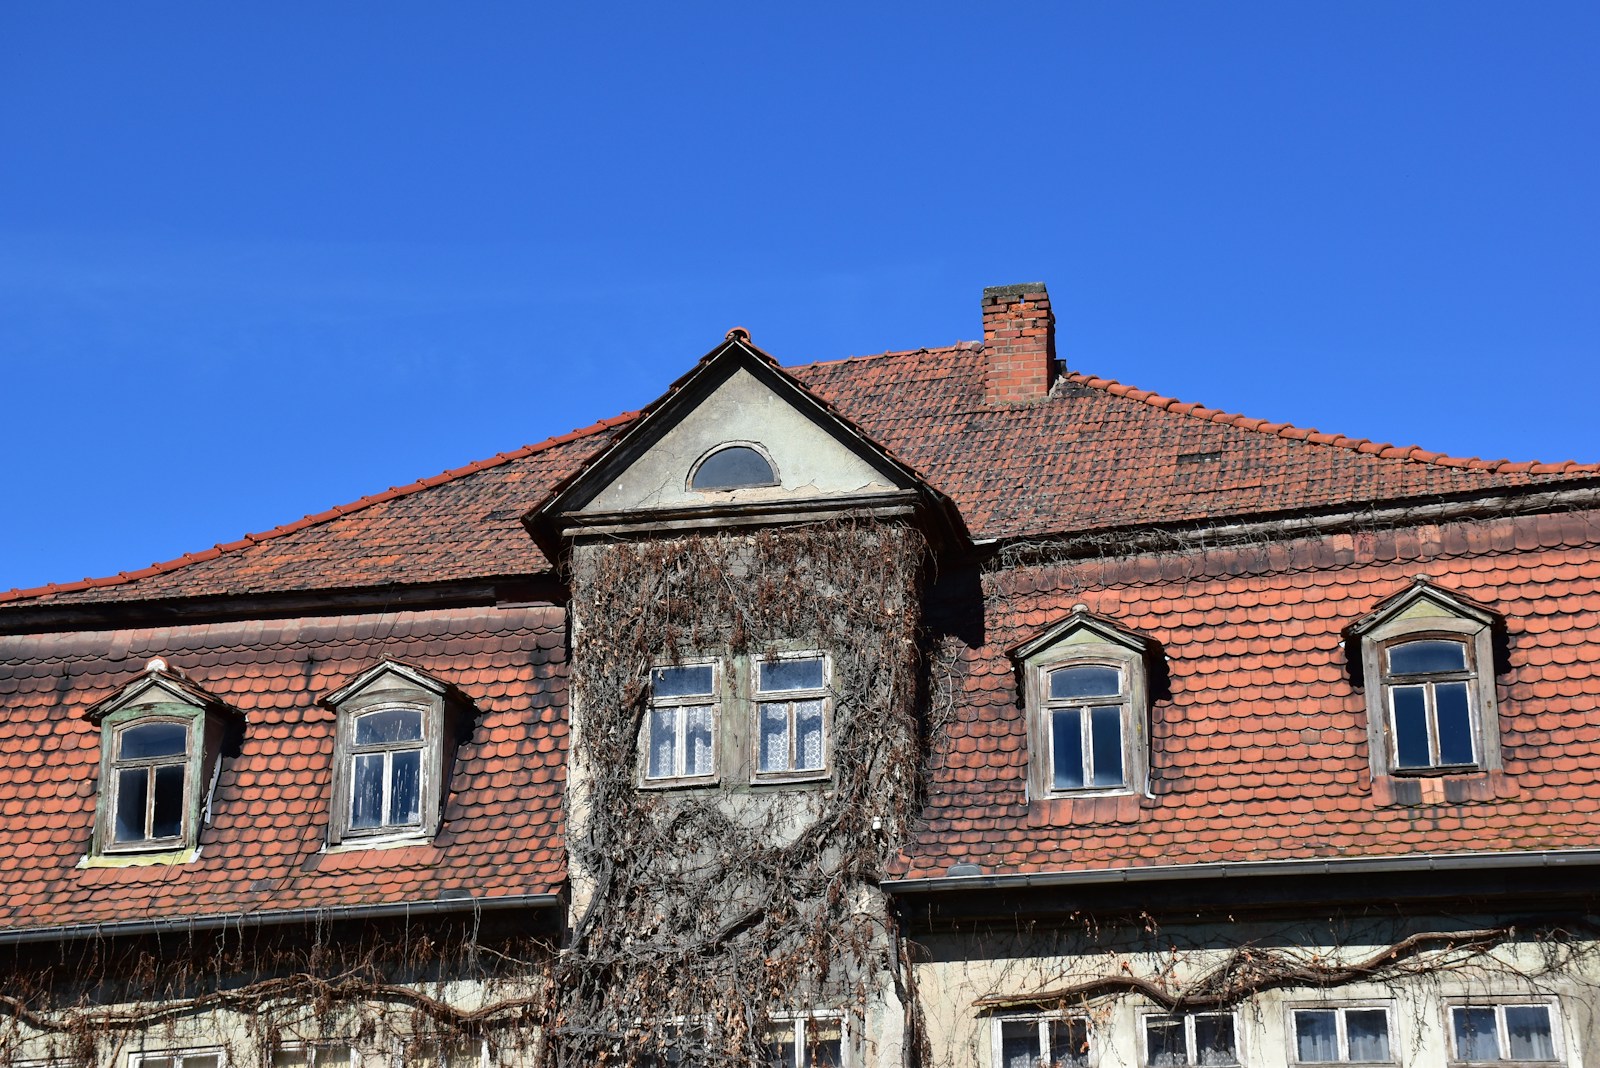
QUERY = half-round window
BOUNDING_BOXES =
[689,444,778,491]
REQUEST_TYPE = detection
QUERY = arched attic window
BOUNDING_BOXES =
[689,443,778,491]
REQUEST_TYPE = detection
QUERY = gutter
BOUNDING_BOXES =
[0,892,562,946]
[881,848,1600,895]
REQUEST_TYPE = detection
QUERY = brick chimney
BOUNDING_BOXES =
[981,283,1056,404]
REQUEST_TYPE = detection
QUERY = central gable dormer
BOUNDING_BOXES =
[528,330,967,551]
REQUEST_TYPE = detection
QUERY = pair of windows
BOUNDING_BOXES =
[996,1011,1236,1068]
[646,1013,843,1067]
[90,660,465,857]
[643,654,831,786]
[1020,582,1503,802]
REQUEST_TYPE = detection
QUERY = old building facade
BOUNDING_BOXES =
[2,284,1598,1066]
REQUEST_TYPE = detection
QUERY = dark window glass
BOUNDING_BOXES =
[759,657,825,692]
[1145,1017,1186,1068]
[998,1021,1036,1068]
[691,445,776,490]
[1452,1008,1499,1061]
[1435,682,1475,765]
[1049,1019,1090,1067]
[1345,1010,1391,1062]
[1049,665,1121,700]
[1504,1006,1554,1060]
[1294,1009,1337,1062]
[151,764,185,838]
[351,753,386,829]
[391,750,422,824]
[1194,1014,1237,1065]
[1051,709,1085,790]
[652,664,715,697]
[1089,706,1124,787]
[1389,639,1466,674]
[1391,685,1431,768]
[114,768,149,842]
[120,721,188,759]
[647,709,678,778]
[354,708,423,746]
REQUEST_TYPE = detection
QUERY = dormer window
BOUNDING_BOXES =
[1011,609,1155,800]
[323,661,473,846]
[1349,579,1501,777]
[87,661,239,859]
[689,442,778,491]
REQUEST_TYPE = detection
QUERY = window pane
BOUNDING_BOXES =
[1391,685,1431,768]
[1389,639,1467,674]
[1051,708,1085,790]
[760,657,825,692]
[1503,1006,1554,1060]
[763,1021,797,1068]
[1048,1018,1090,1067]
[151,763,185,838]
[692,444,776,490]
[1089,706,1124,787]
[1049,665,1121,700]
[350,752,386,828]
[1345,1010,1391,1062]
[1293,1009,1338,1062]
[1453,1007,1500,1061]
[652,664,715,697]
[271,1052,313,1068]
[354,707,423,746]
[114,767,149,841]
[804,1018,842,1068]
[647,708,678,778]
[999,1020,1039,1068]
[390,748,422,824]
[795,700,825,771]
[684,706,714,776]
[759,703,791,772]
[1146,1017,1187,1067]
[180,1058,222,1068]
[119,721,189,759]
[1194,1014,1237,1065]
[1435,682,1476,765]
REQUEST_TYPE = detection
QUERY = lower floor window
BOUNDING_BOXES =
[1451,1004,1558,1062]
[997,1013,1090,1068]
[131,1055,222,1068]
[1292,1006,1392,1063]
[1145,1012,1238,1067]
[271,1047,354,1068]
[764,1015,843,1067]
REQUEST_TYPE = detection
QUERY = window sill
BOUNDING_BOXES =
[325,830,435,853]
[638,775,721,791]
[1372,769,1516,807]
[1027,793,1145,827]
[750,769,831,788]
[81,846,199,868]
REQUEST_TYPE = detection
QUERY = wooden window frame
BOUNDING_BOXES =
[764,1011,847,1068]
[1025,643,1147,800]
[1288,1002,1396,1065]
[1445,999,1564,1065]
[639,659,722,789]
[94,702,220,857]
[750,652,832,785]
[328,674,451,847]
[992,1010,1093,1068]
[128,1050,226,1068]
[1360,614,1499,776]
[1140,1010,1241,1068]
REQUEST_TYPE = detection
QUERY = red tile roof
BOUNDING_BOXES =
[3,344,1595,608]
[0,605,566,932]
[893,507,1600,880]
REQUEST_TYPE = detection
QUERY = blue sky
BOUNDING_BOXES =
[2,4,1596,593]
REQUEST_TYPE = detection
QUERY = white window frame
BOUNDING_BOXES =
[128,1050,226,1068]
[1288,1003,1396,1064]
[765,1011,847,1067]
[270,1045,359,1068]
[641,659,721,788]
[751,652,832,784]
[1140,1010,1241,1067]
[1039,659,1134,795]
[992,1010,1094,1067]
[1446,1000,1564,1065]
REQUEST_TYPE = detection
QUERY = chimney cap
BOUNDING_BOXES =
[982,282,1049,302]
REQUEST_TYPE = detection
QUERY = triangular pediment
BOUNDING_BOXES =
[528,335,968,550]
[85,663,236,723]
[1348,577,1497,638]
